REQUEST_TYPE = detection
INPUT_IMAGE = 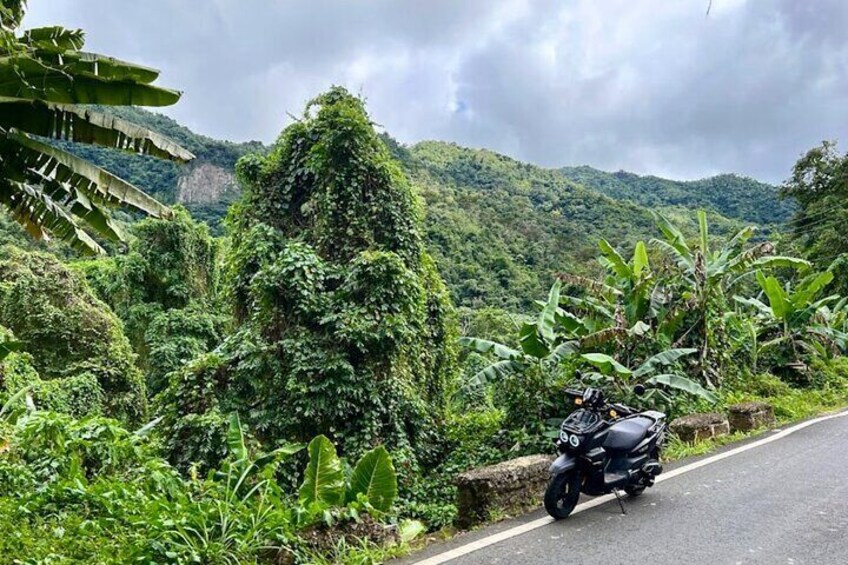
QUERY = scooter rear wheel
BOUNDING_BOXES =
[544,470,581,519]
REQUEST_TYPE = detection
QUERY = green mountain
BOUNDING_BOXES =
[48,110,791,310]
[560,165,794,225]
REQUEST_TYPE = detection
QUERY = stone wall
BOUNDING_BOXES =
[670,412,730,442]
[728,401,775,432]
[455,454,553,528]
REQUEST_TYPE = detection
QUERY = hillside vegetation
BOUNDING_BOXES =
[62,110,791,310]
[2,86,847,564]
[561,166,794,225]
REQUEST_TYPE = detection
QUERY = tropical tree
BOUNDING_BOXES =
[0,0,192,254]
[558,239,656,354]
[458,279,577,396]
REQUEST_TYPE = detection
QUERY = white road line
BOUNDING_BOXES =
[411,409,848,565]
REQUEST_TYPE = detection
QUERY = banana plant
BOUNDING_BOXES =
[0,0,193,254]
[735,270,843,358]
[558,239,657,350]
[458,279,578,397]
[651,211,808,384]
[578,348,718,403]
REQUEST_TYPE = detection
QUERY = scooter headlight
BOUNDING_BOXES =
[568,434,581,448]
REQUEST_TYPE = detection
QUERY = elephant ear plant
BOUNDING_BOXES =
[0,0,193,254]
[298,435,399,525]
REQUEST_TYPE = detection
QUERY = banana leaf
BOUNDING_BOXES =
[0,178,104,254]
[458,337,519,360]
[0,98,193,161]
[633,348,697,378]
[647,373,717,403]
[3,128,171,217]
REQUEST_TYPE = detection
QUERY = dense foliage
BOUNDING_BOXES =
[78,208,224,394]
[0,246,146,423]
[55,106,779,310]
[561,166,794,226]
[782,141,848,296]
[0,401,411,564]
[158,88,458,477]
[0,31,845,558]
[0,0,190,253]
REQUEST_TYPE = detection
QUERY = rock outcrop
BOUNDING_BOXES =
[177,162,237,204]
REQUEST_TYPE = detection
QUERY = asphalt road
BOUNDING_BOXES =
[403,412,848,565]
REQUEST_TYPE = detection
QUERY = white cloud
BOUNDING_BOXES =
[22,0,848,183]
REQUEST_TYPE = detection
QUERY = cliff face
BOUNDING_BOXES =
[177,162,239,204]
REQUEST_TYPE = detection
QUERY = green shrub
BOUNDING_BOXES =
[0,248,146,423]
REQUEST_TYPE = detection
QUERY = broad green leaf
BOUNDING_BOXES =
[348,446,397,512]
[537,280,561,345]
[299,435,345,508]
[19,26,85,52]
[519,322,549,358]
[633,348,697,378]
[227,412,248,463]
[548,340,579,364]
[749,255,810,271]
[555,308,586,335]
[733,295,772,317]
[0,339,21,361]
[757,271,788,319]
[647,373,718,403]
[580,353,631,376]
[632,241,649,278]
[458,337,519,360]
[0,55,179,106]
[599,239,631,279]
[0,178,105,254]
[792,271,833,309]
[652,212,692,267]
[253,443,304,470]
[0,99,194,162]
[459,359,521,396]
[4,128,172,218]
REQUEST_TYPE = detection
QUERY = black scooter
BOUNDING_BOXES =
[544,384,666,519]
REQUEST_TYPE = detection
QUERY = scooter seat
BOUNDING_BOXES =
[603,416,654,451]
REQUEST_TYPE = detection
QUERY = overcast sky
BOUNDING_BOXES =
[24,0,848,184]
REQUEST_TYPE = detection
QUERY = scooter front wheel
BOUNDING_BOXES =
[544,470,581,519]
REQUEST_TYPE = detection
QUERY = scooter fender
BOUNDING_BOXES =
[549,453,577,476]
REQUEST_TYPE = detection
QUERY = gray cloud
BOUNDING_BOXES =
[23,0,848,183]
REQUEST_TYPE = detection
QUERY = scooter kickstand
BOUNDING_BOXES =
[613,488,627,515]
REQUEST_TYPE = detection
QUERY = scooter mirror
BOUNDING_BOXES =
[633,384,646,396]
